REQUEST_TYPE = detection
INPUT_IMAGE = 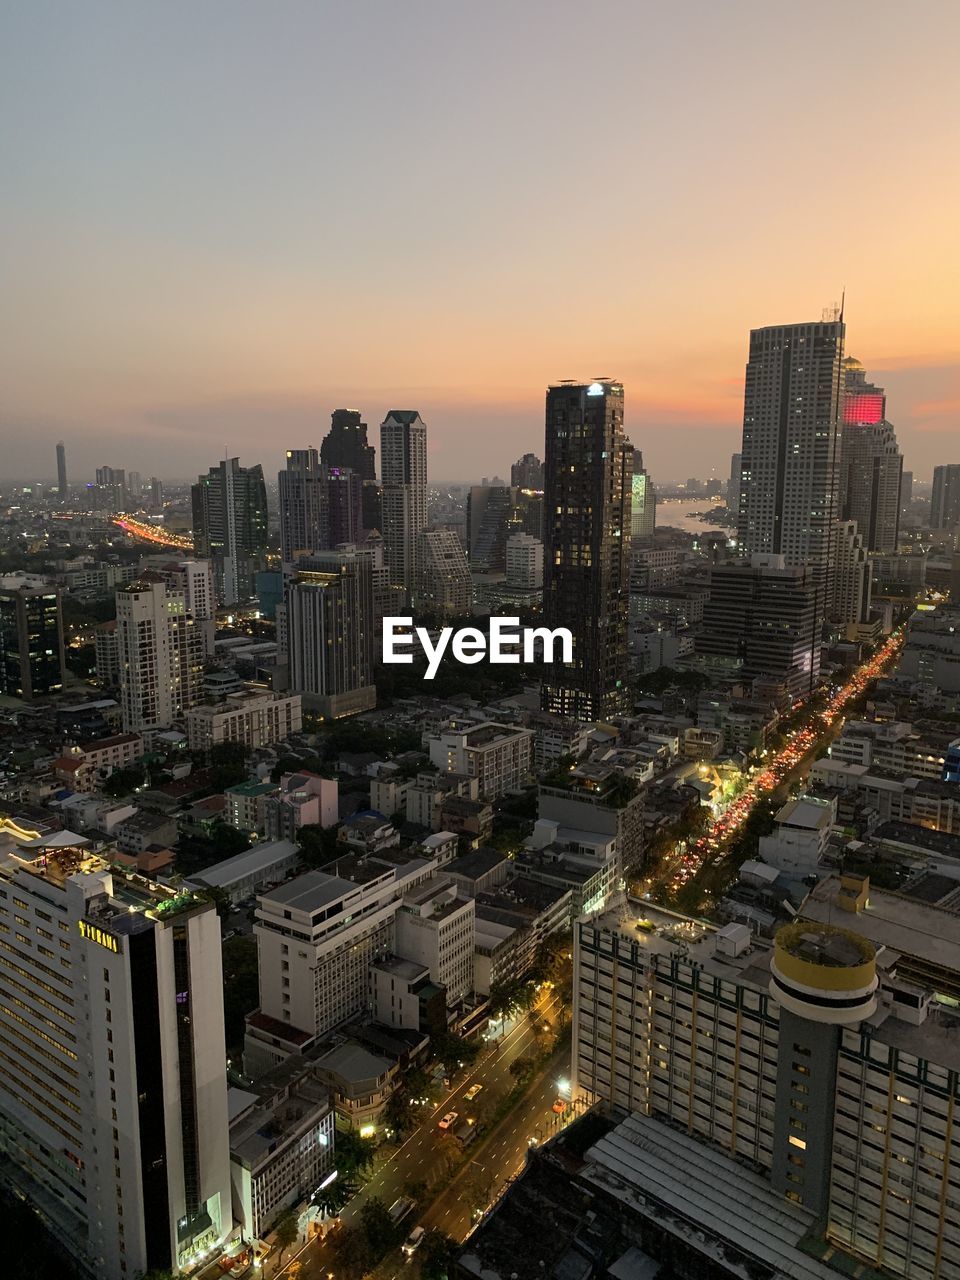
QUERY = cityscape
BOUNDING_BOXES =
[2,6,960,1280]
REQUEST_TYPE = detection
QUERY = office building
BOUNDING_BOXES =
[327,466,364,546]
[900,469,913,511]
[0,847,232,1279]
[278,448,328,563]
[510,452,543,489]
[696,555,822,697]
[284,549,375,718]
[629,447,656,542]
[115,574,203,734]
[320,408,376,480]
[94,466,127,512]
[931,463,960,530]
[379,410,427,601]
[191,458,268,604]
[727,451,742,512]
[738,318,845,610]
[505,532,543,590]
[417,526,472,615]
[839,358,902,552]
[0,576,66,699]
[147,477,164,512]
[126,471,142,502]
[573,887,960,1280]
[395,879,475,1008]
[832,519,873,636]
[186,689,302,752]
[541,379,631,721]
[56,441,68,498]
[467,485,515,571]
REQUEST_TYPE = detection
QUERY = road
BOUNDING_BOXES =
[283,993,565,1278]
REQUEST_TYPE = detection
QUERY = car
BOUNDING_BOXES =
[402,1225,425,1257]
[552,1098,568,1115]
[464,1084,483,1101]
[438,1111,458,1130]
[222,929,237,941]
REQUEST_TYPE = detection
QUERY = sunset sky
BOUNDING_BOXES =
[2,0,959,485]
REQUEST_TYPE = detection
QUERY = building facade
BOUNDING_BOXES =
[931,464,960,531]
[0,577,67,700]
[379,410,427,602]
[417,527,472,615]
[116,574,204,734]
[191,458,269,605]
[839,358,903,553]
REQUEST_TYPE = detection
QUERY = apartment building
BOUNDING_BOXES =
[224,779,278,836]
[263,771,338,842]
[427,720,534,799]
[186,689,302,752]
[573,884,960,1280]
[395,878,475,1008]
[0,845,231,1280]
[53,733,143,793]
[829,720,950,780]
[115,574,203,735]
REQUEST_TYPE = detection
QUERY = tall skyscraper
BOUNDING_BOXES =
[839,358,903,552]
[727,451,741,512]
[0,576,66,699]
[116,574,204,732]
[278,448,328,563]
[541,379,631,721]
[629,446,656,543]
[94,465,127,512]
[320,408,377,480]
[417,527,472,615]
[327,467,364,546]
[510,452,544,489]
[147,476,164,512]
[191,457,268,604]
[738,318,845,610]
[0,849,232,1279]
[832,518,873,636]
[900,469,913,511]
[284,549,376,718]
[55,440,67,498]
[931,463,960,530]
[380,410,428,602]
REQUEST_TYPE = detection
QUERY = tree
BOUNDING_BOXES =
[312,1175,356,1219]
[432,1031,479,1076]
[419,1229,459,1280]
[221,934,259,1051]
[273,1207,299,1262]
[359,1197,399,1254]
[509,1056,536,1085]
[329,1225,376,1279]
[297,822,341,868]
[335,1127,376,1180]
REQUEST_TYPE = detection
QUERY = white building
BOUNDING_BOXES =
[757,794,835,876]
[0,847,232,1279]
[185,839,300,905]
[116,573,204,735]
[504,532,544,590]
[427,720,534,799]
[395,878,475,1008]
[140,556,217,656]
[53,732,143,793]
[186,689,302,752]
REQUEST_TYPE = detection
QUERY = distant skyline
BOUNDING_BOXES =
[2,1,958,484]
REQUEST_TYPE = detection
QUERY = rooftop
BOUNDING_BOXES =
[775,796,833,830]
[185,838,298,890]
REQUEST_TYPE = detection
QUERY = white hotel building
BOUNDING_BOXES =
[0,841,231,1280]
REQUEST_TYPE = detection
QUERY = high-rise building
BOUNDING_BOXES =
[320,408,377,481]
[327,467,364,546]
[284,549,376,718]
[0,576,66,699]
[931,463,960,530]
[192,457,268,604]
[0,849,232,1279]
[417,527,472,616]
[629,446,656,542]
[380,410,428,601]
[511,452,544,489]
[56,440,68,498]
[126,470,142,502]
[573,879,960,1280]
[139,556,216,655]
[695,554,822,696]
[738,318,845,610]
[466,485,514,570]
[727,451,741,512]
[93,466,126,512]
[278,448,328,563]
[116,574,203,733]
[900,469,913,511]
[839,358,902,552]
[505,531,543,590]
[541,380,631,721]
[832,519,873,637]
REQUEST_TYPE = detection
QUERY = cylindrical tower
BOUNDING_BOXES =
[770,921,878,1024]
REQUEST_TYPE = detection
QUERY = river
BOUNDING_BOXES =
[655,498,732,537]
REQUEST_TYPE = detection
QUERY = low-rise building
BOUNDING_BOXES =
[446,846,513,898]
[758,794,836,877]
[427,720,534,799]
[225,779,278,835]
[114,808,179,854]
[312,1041,399,1134]
[185,839,300,905]
[186,689,302,752]
[264,771,338,841]
[395,879,475,1008]
[52,732,144,793]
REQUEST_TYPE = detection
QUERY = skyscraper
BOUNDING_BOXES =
[738,318,845,609]
[541,379,631,721]
[380,410,428,602]
[327,467,364,546]
[727,451,741,512]
[284,549,376,718]
[931,463,960,530]
[0,576,66,699]
[94,465,126,512]
[116,574,204,733]
[278,448,328,563]
[0,849,232,1279]
[191,457,268,604]
[320,408,377,480]
[56,440,67,498]
[510,452,544,489]
[839,358,902,552]
[832,518,873,637]
[417,527,472,615]
[629,446,656,543]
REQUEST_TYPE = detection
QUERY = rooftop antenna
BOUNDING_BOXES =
[839,287,845,324]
